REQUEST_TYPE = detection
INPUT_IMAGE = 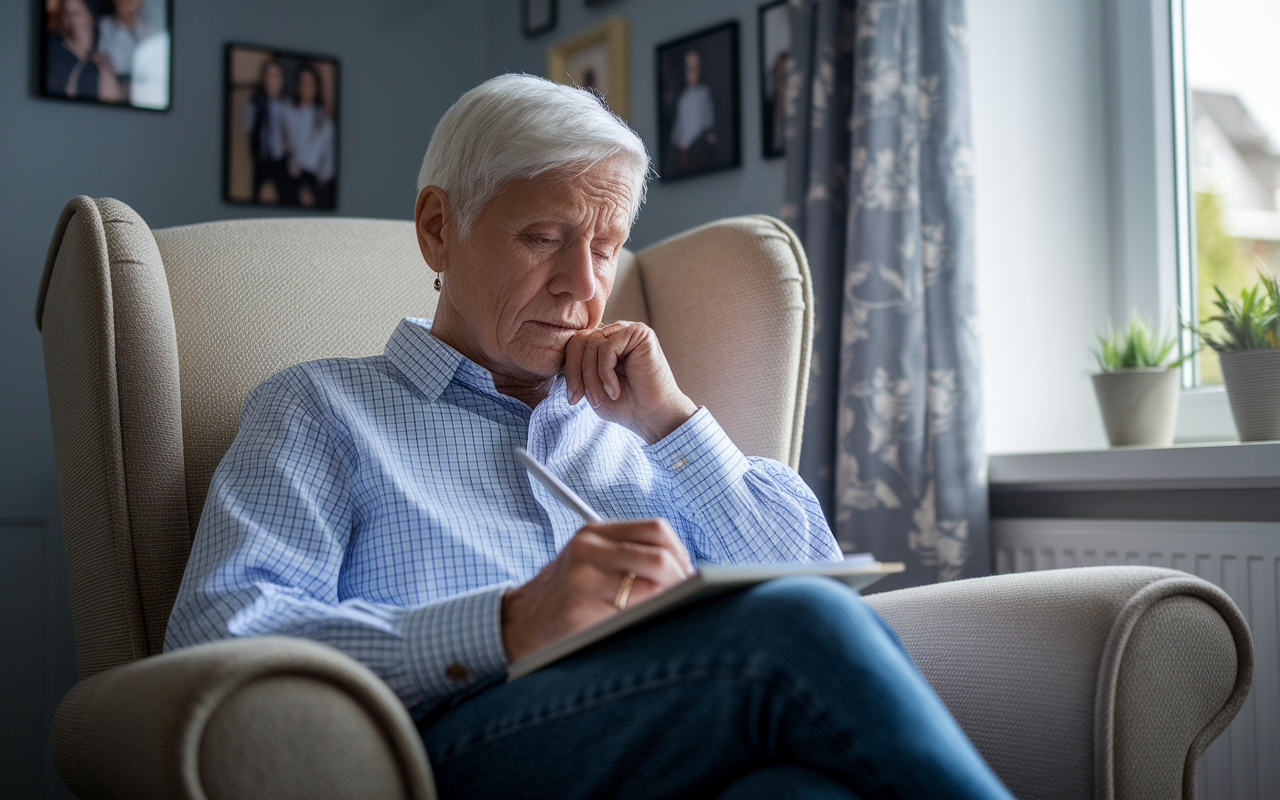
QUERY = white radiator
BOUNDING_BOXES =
[992,519,1279,800]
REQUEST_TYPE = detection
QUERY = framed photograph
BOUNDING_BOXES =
[546,16,631,120]
[223,44,340,210]
[522,0,556,38]
[38,0,173,110]
[758,1,790,158]
[656,21,741,181]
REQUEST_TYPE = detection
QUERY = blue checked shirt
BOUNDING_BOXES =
[166,318,841,717]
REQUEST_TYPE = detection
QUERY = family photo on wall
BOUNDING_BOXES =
[39,0,172,110]
[224,44,340,210]
[758,1,790,158]
[656,21,741,181]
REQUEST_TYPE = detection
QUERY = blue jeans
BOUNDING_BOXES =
[419,576,1014,799]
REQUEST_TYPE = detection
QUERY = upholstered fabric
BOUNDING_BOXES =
[51,636,435,800]
[152,217,436,534]
[37,197,192,676]
[39,198,1250,800]
[623,215,813,471]
[864,566,1253,800]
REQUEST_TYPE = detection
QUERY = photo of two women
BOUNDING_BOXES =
[224,45,339,210]
[40,0,171,110]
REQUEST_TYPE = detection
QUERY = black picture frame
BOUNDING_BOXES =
[655,20,741,182]
[522,0,557,38]
[758,0,790,159]
[223,43,341,210]
[37,0,174,111]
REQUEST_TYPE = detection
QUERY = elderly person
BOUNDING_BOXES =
[166,74,1013,799]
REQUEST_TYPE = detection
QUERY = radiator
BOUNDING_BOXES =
[992,519,1279,800]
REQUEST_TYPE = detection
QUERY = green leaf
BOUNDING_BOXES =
[1191,275,1280,352]
[1090,311,1183,371]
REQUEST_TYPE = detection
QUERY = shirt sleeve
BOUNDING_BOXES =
[644,407,843,564]
[164,371,511,718]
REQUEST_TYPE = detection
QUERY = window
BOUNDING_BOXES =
[1175,0,1280,386]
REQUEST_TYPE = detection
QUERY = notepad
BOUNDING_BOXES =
[506,556,904,680]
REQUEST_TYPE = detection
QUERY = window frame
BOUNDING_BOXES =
[1106,0,1236,443]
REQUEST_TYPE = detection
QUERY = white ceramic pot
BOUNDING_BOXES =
[1219,349,1280,442]
[1091,368,1180,447]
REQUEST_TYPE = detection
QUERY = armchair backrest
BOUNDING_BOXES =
[37,196,813,678]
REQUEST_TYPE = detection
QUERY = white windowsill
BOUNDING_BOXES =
[989,438,1280,492]
[1174,385,1238,444]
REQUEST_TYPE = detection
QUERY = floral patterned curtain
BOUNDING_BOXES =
[782,0,987,589]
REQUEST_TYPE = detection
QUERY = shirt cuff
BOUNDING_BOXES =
[644,406,750,510]
[402,582,512,708]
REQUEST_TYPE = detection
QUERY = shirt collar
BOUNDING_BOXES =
[384,318,579,412]
[384,317,484,402]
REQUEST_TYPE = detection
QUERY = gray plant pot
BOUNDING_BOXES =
[1219,349,1280,442]
[1091,368,1180,447]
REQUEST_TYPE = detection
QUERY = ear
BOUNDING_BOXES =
[415,185,451,274]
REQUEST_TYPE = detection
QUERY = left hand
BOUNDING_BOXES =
[563,321,697,445]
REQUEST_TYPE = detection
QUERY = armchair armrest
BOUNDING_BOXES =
[863,566,1252,800]
[51,636,437,800]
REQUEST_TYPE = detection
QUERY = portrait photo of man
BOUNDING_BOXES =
[656,21,740,181]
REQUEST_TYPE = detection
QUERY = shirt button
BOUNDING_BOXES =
[445,663,470,682]
[670,454,689,472]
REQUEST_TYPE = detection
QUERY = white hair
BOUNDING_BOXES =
[417,74,651,237]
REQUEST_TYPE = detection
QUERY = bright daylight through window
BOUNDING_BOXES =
[1181,0,1280,385]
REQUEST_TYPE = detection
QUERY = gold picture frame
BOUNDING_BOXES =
[546,17,631,120]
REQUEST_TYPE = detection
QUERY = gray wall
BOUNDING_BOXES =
[0,1,486,795]
[484,0,789,251]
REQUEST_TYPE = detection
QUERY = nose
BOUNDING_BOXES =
[548,240,597,302]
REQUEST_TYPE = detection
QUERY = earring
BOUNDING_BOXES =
[434,275,442,291]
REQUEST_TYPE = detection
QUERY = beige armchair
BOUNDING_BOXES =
[38,196,1252,799]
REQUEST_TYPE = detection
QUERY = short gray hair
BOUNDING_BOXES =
[417,74,651,237]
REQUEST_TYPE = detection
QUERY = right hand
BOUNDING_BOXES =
[501,519,693,662]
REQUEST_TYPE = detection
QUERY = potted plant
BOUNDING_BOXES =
[1195,275,1280,441]
[1090,312,1186,447]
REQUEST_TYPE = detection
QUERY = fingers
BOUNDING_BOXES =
[566,323,632,406]
[563,332,585,405]
[500,518,693,659]
[573,533,687,588]
[578,519,693,576]
[579,331,607,405]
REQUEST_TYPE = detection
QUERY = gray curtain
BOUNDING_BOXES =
[782,0,987,589]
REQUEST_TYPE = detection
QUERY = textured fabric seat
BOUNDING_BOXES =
[38,196,1252,799]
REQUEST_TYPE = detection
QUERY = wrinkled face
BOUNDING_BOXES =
[298,69,318,106]
[684,50,702,87]
[433,159,635,383]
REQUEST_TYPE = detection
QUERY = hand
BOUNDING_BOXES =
[501,519,693,662]
[92,53,124,103]
[563,321,697,445]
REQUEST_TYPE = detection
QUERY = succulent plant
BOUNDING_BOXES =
[1195,274,1280,353]
[1092,311,1187,373]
